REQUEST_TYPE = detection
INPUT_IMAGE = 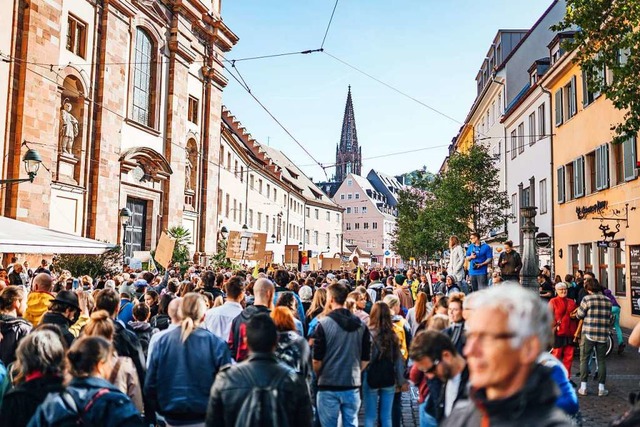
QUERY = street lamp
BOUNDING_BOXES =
[119,207,132,268]
[220,226,229,240]
[0,148,42,184]
[270,234,276,243]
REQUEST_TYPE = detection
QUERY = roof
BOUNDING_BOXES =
[345,174,397,219]
[259,144,341,209]
[0,217,114,254]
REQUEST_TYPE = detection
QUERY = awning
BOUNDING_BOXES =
[0,216,114,255]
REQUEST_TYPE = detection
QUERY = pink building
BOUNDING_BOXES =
[333,172,402,267]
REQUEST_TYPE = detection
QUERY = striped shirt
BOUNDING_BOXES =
[576,293,612,343]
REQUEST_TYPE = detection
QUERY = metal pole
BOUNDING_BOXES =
[122,223,127,270]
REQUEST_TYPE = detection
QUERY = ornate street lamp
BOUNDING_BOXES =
[119,207,132,268]
[0,148,42,184]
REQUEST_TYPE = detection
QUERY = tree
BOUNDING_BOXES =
[166,225,192,265]
[392,145,511,260]
[553,1,640,144]
[53,246,123,278]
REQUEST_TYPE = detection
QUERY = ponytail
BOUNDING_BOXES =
[180,293,207,343]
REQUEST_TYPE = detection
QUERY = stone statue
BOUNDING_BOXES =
[60,99,78,155]
[185,149,193,191]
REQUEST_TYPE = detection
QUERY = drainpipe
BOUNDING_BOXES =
[540,85,555,274]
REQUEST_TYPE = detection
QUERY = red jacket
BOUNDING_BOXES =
[409,364,429,403]
[549,296,578,337]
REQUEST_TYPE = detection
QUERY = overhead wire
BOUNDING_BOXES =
[321,0,340,49]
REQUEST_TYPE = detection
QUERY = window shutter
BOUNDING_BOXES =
[574,157,584,198]
[624,137,638,181]
[595,147,602,190]
[571,76,578,116]
[582,70,589,106]
[557,166,565,203]
[596,144,610,190]
[555,89,563,126]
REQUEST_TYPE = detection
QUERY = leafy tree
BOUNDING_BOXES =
[393,145,511,259]
[167,225,192,265]
[553,0,640,144]
[53,245,123,278]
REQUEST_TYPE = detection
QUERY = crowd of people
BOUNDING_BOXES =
[0,231,632,426]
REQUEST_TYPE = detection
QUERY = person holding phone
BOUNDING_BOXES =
[465,232,493,292]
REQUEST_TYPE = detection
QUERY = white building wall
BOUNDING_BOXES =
[504,87,553,265]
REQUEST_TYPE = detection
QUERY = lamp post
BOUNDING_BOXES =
[119,207,132,269]
[297,241,303,271]
[0,148,42,185]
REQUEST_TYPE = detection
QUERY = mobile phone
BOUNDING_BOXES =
[72,278,79,289]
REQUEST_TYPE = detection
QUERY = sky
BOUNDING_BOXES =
[220,1,553,180]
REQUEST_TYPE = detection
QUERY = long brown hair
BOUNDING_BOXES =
[415,292,429,324]
[369,302,400,360]
[306,288,327,318]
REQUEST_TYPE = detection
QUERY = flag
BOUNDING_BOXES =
[356,266,361,282]
[149,256,158,275]
[252,262,260,279]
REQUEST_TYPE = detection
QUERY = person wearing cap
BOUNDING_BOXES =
[40,290,81,346]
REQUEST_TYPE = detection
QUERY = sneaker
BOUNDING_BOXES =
[598,389,609,397]
[578,388,587,396]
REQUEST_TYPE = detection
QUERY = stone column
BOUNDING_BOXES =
[520,206,539,290]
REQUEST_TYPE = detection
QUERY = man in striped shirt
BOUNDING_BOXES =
[576,278,612,397]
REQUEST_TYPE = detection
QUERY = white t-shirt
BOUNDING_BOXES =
[445,371,463,417]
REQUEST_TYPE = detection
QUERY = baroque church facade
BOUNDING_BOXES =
[1,0,236,257]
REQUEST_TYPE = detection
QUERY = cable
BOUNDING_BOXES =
[227,49,323,63]
[223,67,329,180]
[323,51,464,126]
[321,0,340,49]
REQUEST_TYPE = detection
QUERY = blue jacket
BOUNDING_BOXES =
[118,299,134,324]
[145,326,231,423]
[27,376,144,427]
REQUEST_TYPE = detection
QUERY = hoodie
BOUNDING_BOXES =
[312,308,371,390]
[24,291,54,326]
[228,304,271,362]
[0,314,32,365]
[127,321,153,357]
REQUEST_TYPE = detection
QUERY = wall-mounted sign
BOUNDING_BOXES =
[629,245,640,316]
[535,232,551,248]
[576,201,608,220]
[597,241,619,248]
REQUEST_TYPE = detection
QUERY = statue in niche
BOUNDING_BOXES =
[60,99,79,155]
[185,149,193,191]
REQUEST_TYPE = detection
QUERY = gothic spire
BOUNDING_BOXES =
[335,85,361,182]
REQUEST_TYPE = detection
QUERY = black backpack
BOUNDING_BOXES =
[366,340,396,389]
[234,368,291,427]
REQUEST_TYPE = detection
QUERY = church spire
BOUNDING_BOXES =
[335,85,361,182]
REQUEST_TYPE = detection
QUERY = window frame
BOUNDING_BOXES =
[557,166,565,204]
[187,96,199,124]
[539,179,547,214]
[537,103,546,140]
[67,14,87,58]
[528,112,536,145]
[554,88,564,126]
[129,27,161,131]
[518,122,525,154]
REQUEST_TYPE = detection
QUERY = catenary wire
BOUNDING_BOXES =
[321,0,340,49]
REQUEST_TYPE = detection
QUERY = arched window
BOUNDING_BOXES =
[132,28,154,127]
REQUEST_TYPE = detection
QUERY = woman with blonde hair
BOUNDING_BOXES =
[83,309,143,412]
[145,293,232,427]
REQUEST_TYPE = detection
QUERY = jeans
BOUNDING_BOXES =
[362,373,394,427]
[580,335,607,384]
[392,392,401,427]
[419,399,438,427]
[612,306,623,345]
[470,274,488,292]
[317,389,360,427]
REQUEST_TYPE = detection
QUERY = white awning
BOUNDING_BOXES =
[0,216,114,255]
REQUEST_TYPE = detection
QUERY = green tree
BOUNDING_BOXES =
[430,144,511,238]
[393,145,511,260]
[53,245,123,277]
[553,1,640,143]
[166,225,192,265]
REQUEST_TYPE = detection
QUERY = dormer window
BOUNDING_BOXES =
[530,71,538,85]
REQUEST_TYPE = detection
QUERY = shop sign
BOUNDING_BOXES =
[630,245,640,316]
[535,232,551,248]
[576,201,608,220]
[597,241,619,248]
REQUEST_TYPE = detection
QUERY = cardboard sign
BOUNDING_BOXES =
[284,245,300,264]
[226,231,268,261]
[322,258,341,271]
[155,231,176,268]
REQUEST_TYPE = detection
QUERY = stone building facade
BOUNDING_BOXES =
[1,0,236,258]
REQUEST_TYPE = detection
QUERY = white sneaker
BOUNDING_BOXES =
[598,389,609,397]
[577,388,587,396]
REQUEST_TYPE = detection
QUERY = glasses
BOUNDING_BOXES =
[420,359,440,374]
[466,331,517,345]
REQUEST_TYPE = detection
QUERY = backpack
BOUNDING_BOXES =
[391,318,408,361]
[366,340,396,389]
[371,286,384,303]
[233,368,291,427]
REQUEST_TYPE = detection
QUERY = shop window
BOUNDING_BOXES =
[615,244,626,296]
[598,246,608,289]
[570,244,580,275]
[583,243,593,273]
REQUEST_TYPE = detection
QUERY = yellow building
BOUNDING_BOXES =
[455,124,475,154]
[542,32,640,328]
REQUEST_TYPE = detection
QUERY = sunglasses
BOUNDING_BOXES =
[421,359,440,374]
